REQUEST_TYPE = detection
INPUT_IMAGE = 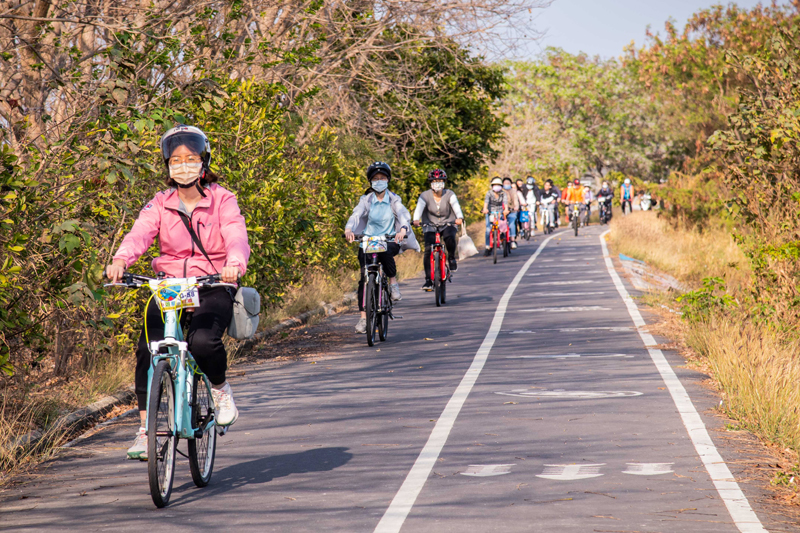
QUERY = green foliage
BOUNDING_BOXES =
[677,277,736,323]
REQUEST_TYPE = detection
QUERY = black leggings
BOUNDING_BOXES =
[357,242,400,311]
[423,226,457,280]
[135,286,234,411]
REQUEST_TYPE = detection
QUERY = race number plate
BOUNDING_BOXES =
[149,278,201,311]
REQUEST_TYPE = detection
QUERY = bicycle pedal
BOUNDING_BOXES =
[216,425,228,436]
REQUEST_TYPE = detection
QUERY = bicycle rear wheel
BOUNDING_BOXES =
[365,273,378,346]
[188,372,216,487]
[503,235,508,258]
[441,261,447,305]
[148,359,177,508]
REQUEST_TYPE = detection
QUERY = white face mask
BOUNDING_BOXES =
[431,181,445,192]
[169,162,203,185]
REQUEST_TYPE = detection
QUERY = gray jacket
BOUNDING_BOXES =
[345,191,421,252]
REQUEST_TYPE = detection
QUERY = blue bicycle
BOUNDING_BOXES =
[107,272,233,507]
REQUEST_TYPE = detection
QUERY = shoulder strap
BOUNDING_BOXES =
[177,211,218,273]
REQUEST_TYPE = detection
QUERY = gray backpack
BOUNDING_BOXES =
[228,287,260,340]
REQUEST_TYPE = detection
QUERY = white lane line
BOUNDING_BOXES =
[599,231,766,533]
[374,233,558,533]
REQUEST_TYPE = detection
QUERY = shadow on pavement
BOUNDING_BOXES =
[169,446,354,506]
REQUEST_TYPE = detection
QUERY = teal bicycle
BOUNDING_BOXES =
[107,272,232,508]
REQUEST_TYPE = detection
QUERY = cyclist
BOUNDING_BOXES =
[620,178,634,215]
[523,177,540,230]
[597,181,614,221]
[566,178,587,225]
[582,184,594,226]
[412,169,464,291]
[105,125,250,460]
[537,180,559,230]
[345,162,419,334]
[482,176,510,256]
[502,177,520,249]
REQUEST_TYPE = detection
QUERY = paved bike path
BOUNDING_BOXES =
[0,227,789,532]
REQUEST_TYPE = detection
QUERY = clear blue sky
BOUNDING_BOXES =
[525,0,771,59]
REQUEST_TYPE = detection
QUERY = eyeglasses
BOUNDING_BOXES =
[169,156,202,165]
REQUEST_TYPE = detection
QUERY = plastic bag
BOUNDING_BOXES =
[457,225,478,260]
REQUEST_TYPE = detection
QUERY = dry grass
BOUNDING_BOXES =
[611,211,800,463]
[607,211,749,291]
[685,319,800,453]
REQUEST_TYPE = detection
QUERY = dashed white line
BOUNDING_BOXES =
[599,230,766,533]
[374,233,558,533]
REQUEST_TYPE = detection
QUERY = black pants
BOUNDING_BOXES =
[135,286,234,411]
[357,242,400,311]
[423,226,457,281]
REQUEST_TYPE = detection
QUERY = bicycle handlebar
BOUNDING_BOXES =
[104,272,234,289]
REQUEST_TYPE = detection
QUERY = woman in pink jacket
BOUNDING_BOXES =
[106,125,250,460]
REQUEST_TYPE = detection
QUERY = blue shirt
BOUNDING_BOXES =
[364,193,394,237]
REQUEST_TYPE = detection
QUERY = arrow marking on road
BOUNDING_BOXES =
[460,464,515,477]
[507,353,633,359]
[558,326,633,332]
[537,464,605,480]
[623,463,674,476]
[519,306,611,312]
[531,280,593,286]
[528,291,607,296]
[495,390,642,399]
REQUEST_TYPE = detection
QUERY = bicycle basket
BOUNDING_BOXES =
[362,237,388,253]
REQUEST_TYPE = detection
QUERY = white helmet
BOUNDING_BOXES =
[624,178,631,185]
[160,125,211,169]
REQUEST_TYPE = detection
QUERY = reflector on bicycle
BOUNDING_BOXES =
[362,236,388,254]
[148,278,201,311]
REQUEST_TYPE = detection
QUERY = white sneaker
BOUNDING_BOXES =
[355,317,367,333]
[390,283,402,301]
[511,242,518,249]
[127,427,148,460]
[212,383,239,427]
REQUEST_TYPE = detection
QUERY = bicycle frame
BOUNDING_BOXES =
[146,308,215,440]
[362,253,385,310]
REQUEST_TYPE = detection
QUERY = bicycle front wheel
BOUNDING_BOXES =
[573,214,579,236]
[148,359,177,508]
[188,372,217,487]
[492,229,498,264]
[434,251,442,307]
[365,273,378,346]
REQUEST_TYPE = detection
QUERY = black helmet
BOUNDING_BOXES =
[526,176,535,185]
[428,168,447,181]
[367,161,392,181]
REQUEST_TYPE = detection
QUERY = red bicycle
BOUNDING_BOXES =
[488,211,509,265]
[423,223,455,307]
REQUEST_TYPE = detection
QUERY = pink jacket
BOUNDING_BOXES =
[113,184,250,278]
